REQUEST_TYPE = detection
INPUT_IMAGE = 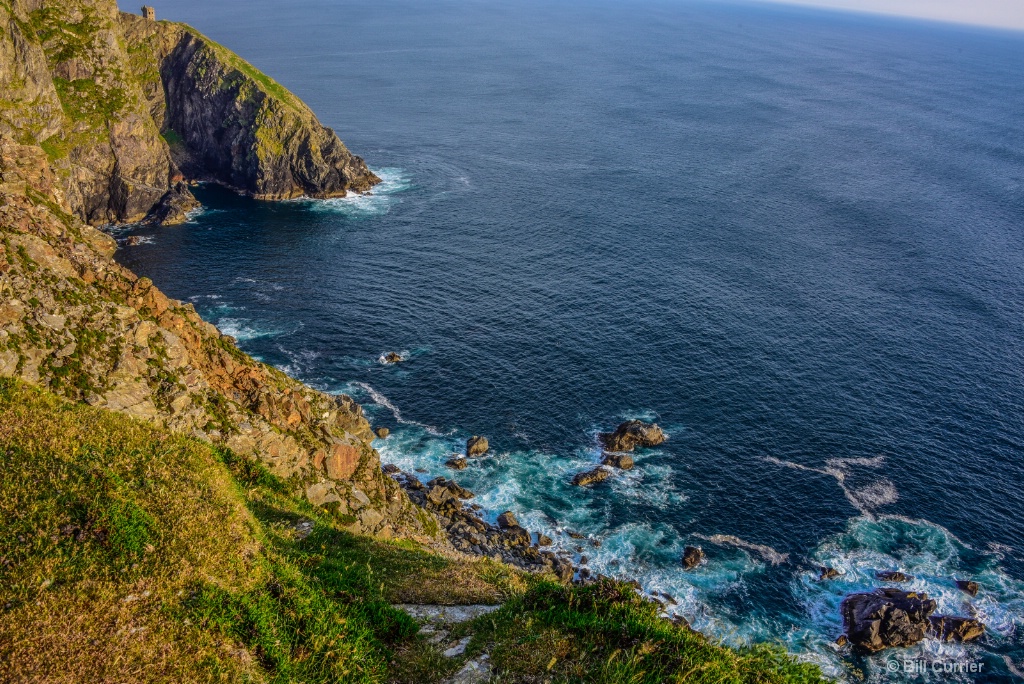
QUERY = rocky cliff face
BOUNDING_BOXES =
[120,14,381,199]
[0,0,379,225]
[0,139,437,542]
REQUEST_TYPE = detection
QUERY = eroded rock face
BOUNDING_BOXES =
[930,616,985,643]
[956,580,980,596]
[841,589,936,652]
[145,181,200,225]
[601,452,634,470]
[0,144,437,543]
[598,420,666,452]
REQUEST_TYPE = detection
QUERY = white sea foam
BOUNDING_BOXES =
[216,317,282,341]
[695,534,789,565]
[765,454,897,519]
[303,168,411,217]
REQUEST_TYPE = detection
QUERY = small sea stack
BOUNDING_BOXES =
[466,435,489,457]
[682,546,704,569]
[598,420,666,452]
[382,351,403,364]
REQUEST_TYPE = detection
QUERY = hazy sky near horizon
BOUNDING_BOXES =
[759,0,1024,31]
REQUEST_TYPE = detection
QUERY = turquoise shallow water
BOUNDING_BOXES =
[116,0,1024,679]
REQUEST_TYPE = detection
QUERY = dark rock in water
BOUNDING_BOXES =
[580,555,589,565]
[466,435,489,457]
[497,511,519,529]
[445,456,468,470]
[375,427,390,439]
[381,463,400,475]
[145,181,201,226]
[682,546,704,570]
[572,467,610,487]
[835,635,848,647]
[956,579,980,596]
[598,420,666,452]
[383,352,403,364]
[601,452,635,470]
[537,534,553,546]
[567,531,585,540]
[929,615,985,643]
[841,589,937,652]
[125,235,142,246]
[579,567,591,579]
[819,567,841,581]
[877,571,913,583]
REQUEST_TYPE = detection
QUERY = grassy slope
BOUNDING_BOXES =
[0,378,827,683]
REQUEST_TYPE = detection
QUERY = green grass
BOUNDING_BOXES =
[0,378,827,683]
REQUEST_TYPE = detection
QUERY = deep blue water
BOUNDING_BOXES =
[116,0,1024,679]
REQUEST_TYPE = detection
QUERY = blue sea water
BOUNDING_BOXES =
[115,0,1024,679]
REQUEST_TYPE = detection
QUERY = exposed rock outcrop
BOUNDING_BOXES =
[682,546,704,570]
[877,571,912,583]
[601,452,634,470]
[956,579,980,596]
[572,467,610,487]
[599,420,666,452]
[466,435,489,457]
[840,589,985,652]
[145,181,200,225]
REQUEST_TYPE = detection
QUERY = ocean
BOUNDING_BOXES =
[114,0,1024,679]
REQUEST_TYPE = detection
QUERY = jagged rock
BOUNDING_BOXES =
[835,635,848,647]
[598,420,666,452]
[877,571,913,583]
[427,485,454,507]
[572,467,610,487]
[840,589,936,652]
[383,352,403,364]
[381,464,400,475]
[601,452,634,470]
[956,579,979,596]
[537,534,552,546]
[466,435,489,457]
[446,456,468,470]
[819,567,841,580]
[929,615,985,643]
[682,546,704,570]
[375,427,390,439]
[497,511,519,529]
[146,182,201,226]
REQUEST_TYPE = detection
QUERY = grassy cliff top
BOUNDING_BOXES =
[0,377,826,683]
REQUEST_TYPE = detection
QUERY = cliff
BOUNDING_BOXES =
[0,0,379,225]
[0,139,435,541]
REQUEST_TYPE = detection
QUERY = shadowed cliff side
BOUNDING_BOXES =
[119,11,381,200]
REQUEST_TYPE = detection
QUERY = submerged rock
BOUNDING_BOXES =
[598,420,666,452]
[601,452,635,470]
[571,467,610,487]
[877,571,913,583]
[841,589,936,652]
[956,579,980,596]
[682,546,704,570]
[466,435,489,457]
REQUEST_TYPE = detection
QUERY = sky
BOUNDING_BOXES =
[759,0,1024,31]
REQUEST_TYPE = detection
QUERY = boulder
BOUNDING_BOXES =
[466,436,489,457]
[383,352,403,364]
[840,589,937,652]
[446,456,468,470]
[877,571,913,583]
[427,485,454,507]
[819,567,841,581]
[929,615,985,643]
[682,546,704,570]
[537,534,553,546]
[835,635,848,647]
[572,467,610,487]
[496,511,519,529]
[381,464,400,475]
[598,420,666,452]
[601,452,635,470]
[375,427,390,439]
[955,579,979,597]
